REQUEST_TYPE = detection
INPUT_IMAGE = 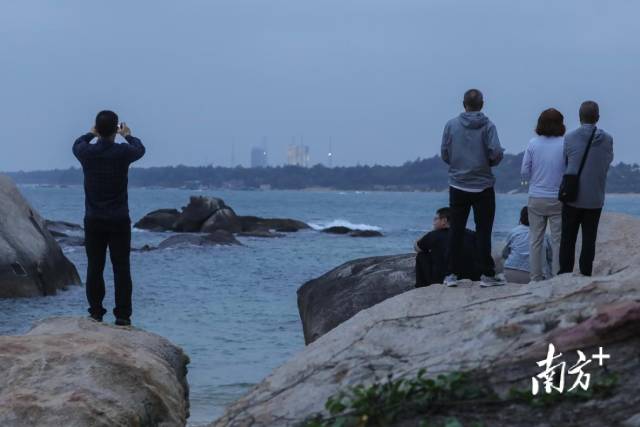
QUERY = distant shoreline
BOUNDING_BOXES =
[14,183,640,196]
[6,154,639,194]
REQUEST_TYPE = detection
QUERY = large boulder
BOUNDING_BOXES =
[211,214,640,426]
[298,254,414,344]
[133,209,181,232]
[297,213,632,344]
[0,175,81,298]
[0,317,189,426]
[157,230,241,249]
[173,197,227,232]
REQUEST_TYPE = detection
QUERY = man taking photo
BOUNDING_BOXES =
[73,110,145,326]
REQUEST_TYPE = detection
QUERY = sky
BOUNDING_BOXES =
[1,0,638,170]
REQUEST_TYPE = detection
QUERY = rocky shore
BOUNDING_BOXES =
[212,212,640,426]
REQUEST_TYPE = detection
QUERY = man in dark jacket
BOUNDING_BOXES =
[559,101,614,276]
[440,89,505,287]
[73,110,145,325]
[415,207,479,287]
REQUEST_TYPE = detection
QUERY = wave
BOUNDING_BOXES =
[309,219,382,231]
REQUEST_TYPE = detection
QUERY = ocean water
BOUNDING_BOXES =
[1,186,639,425]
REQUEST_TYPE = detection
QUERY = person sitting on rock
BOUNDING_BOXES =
[73,111,145,326]
[415,207,479,287]
[502,206,552,284]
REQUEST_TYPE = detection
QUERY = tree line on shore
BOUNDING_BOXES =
[6,153,640,193]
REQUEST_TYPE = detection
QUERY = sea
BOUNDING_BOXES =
[1,186,639,425]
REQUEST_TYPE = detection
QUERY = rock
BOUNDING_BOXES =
[322,226,383,237]
[214,275,640,426]
[0,175,81,298]
[157,230,240,249]
[0,317,189,426]
[44,220,86,247]
[44,219,83,236]
[236,230,286,238]
[321,226,352,234]
[173,197,227,232]
[212,214,640,426]
[238,216,310,233]
[133,209,180,231]
[298,213,632,344]
[200,207,242,233]
[55,236,85,247]
[211,213,640,426]
[349,229,383,237]
[297,254,415,344]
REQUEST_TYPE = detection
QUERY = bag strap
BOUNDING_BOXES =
[577,127,597,178]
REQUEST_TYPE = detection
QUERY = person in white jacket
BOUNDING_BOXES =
[521,108,565,281]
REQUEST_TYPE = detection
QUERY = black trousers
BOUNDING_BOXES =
[448,186,496,277]
[558,204,602,276]
[84,219,133,320]
[415,252,442,287]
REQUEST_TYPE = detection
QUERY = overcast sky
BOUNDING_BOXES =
[1,1,638,170]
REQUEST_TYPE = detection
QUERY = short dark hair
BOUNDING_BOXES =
[535,108,566,137]
[463,89,484,111]
[95,110,119,137]
[520,206,529,227]
[436,207,451,222]
[579,101,599,124]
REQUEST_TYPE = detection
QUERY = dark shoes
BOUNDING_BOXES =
[89,314,103,322]
[115,318,131,326]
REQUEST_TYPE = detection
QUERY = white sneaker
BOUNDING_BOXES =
[443,274,459,287]
[480,273,507,287]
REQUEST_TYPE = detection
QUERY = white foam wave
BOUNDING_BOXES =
[309,219,382,231]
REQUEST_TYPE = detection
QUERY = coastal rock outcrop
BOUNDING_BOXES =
[0,317,190,426]
[173,196,230,232]
[44,220,85,247]
[321,226,383,237]
[134,196,309,235]
[212,213,640,426]
[157,230,241,249]
[133,208,180,232]
[0,175,81,298]
[298,254,414,344]
[237,216,310,233]
[298,213,631,344]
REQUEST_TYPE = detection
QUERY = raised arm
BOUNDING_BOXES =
[123,135,146,163]
[72,131,96,161]
[118,123,146,163]
[485,123,504,167]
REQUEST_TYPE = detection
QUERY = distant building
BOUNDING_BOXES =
[287,145,310,167]
[250,147,268,168]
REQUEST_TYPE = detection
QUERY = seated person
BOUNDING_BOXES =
[415,207,479,287]
[502,206,552,284]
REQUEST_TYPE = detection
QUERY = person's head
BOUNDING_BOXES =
[433,207,451,230]
[95,110,119,139]
[520,206,529,227]
[579,101,599,125]
[463,89,484,112]
[535,108,566,137]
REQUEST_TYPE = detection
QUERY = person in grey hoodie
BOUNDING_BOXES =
[440,89,505,287]
[558,101,614,276]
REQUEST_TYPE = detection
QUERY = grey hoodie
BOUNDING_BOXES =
[441,112,504,190]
